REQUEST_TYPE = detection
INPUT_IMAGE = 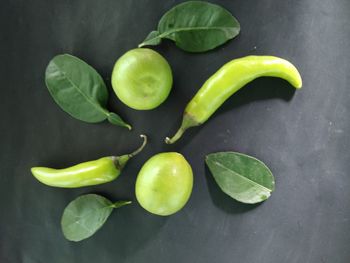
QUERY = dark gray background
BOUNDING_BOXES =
[1,0,349,262]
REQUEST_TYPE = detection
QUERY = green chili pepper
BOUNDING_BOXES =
[165,56,302,144]
[31,135,147,188]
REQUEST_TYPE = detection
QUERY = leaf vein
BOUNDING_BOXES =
[141,26,237,46]
[212,161,272,192]
[53,61,108,117]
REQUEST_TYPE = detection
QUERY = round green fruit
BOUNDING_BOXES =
[135,152,193,216]
[111,48,173,110]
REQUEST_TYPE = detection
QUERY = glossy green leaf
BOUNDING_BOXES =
[139,1,240,52]
[45,54,131,129]
[61,194,131,242]
[206,152,275,204]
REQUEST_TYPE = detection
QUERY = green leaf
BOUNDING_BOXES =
[45,54,130,128]
[61,194,131,242]
[206,152,275,204]
[139,1,240,52]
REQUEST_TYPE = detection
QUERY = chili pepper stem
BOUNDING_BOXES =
[111,135,147,170]
[165,128,185,144]
[165,114,199,144]
[128,134,147,158]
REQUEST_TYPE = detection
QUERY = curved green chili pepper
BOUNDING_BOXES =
[165,56,302,144]
[31,135,147,188]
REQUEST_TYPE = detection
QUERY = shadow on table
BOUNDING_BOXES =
[90,191,168,257]
[164,77,297,149]
[219,77,297,114]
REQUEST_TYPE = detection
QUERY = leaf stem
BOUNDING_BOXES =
[110,201,132,209]
[138,34,162,47]
[107,112,132,130]
[139,26,237,48]
[124,123,132,130]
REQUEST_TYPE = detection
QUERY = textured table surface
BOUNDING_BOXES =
[1,0,350,262]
